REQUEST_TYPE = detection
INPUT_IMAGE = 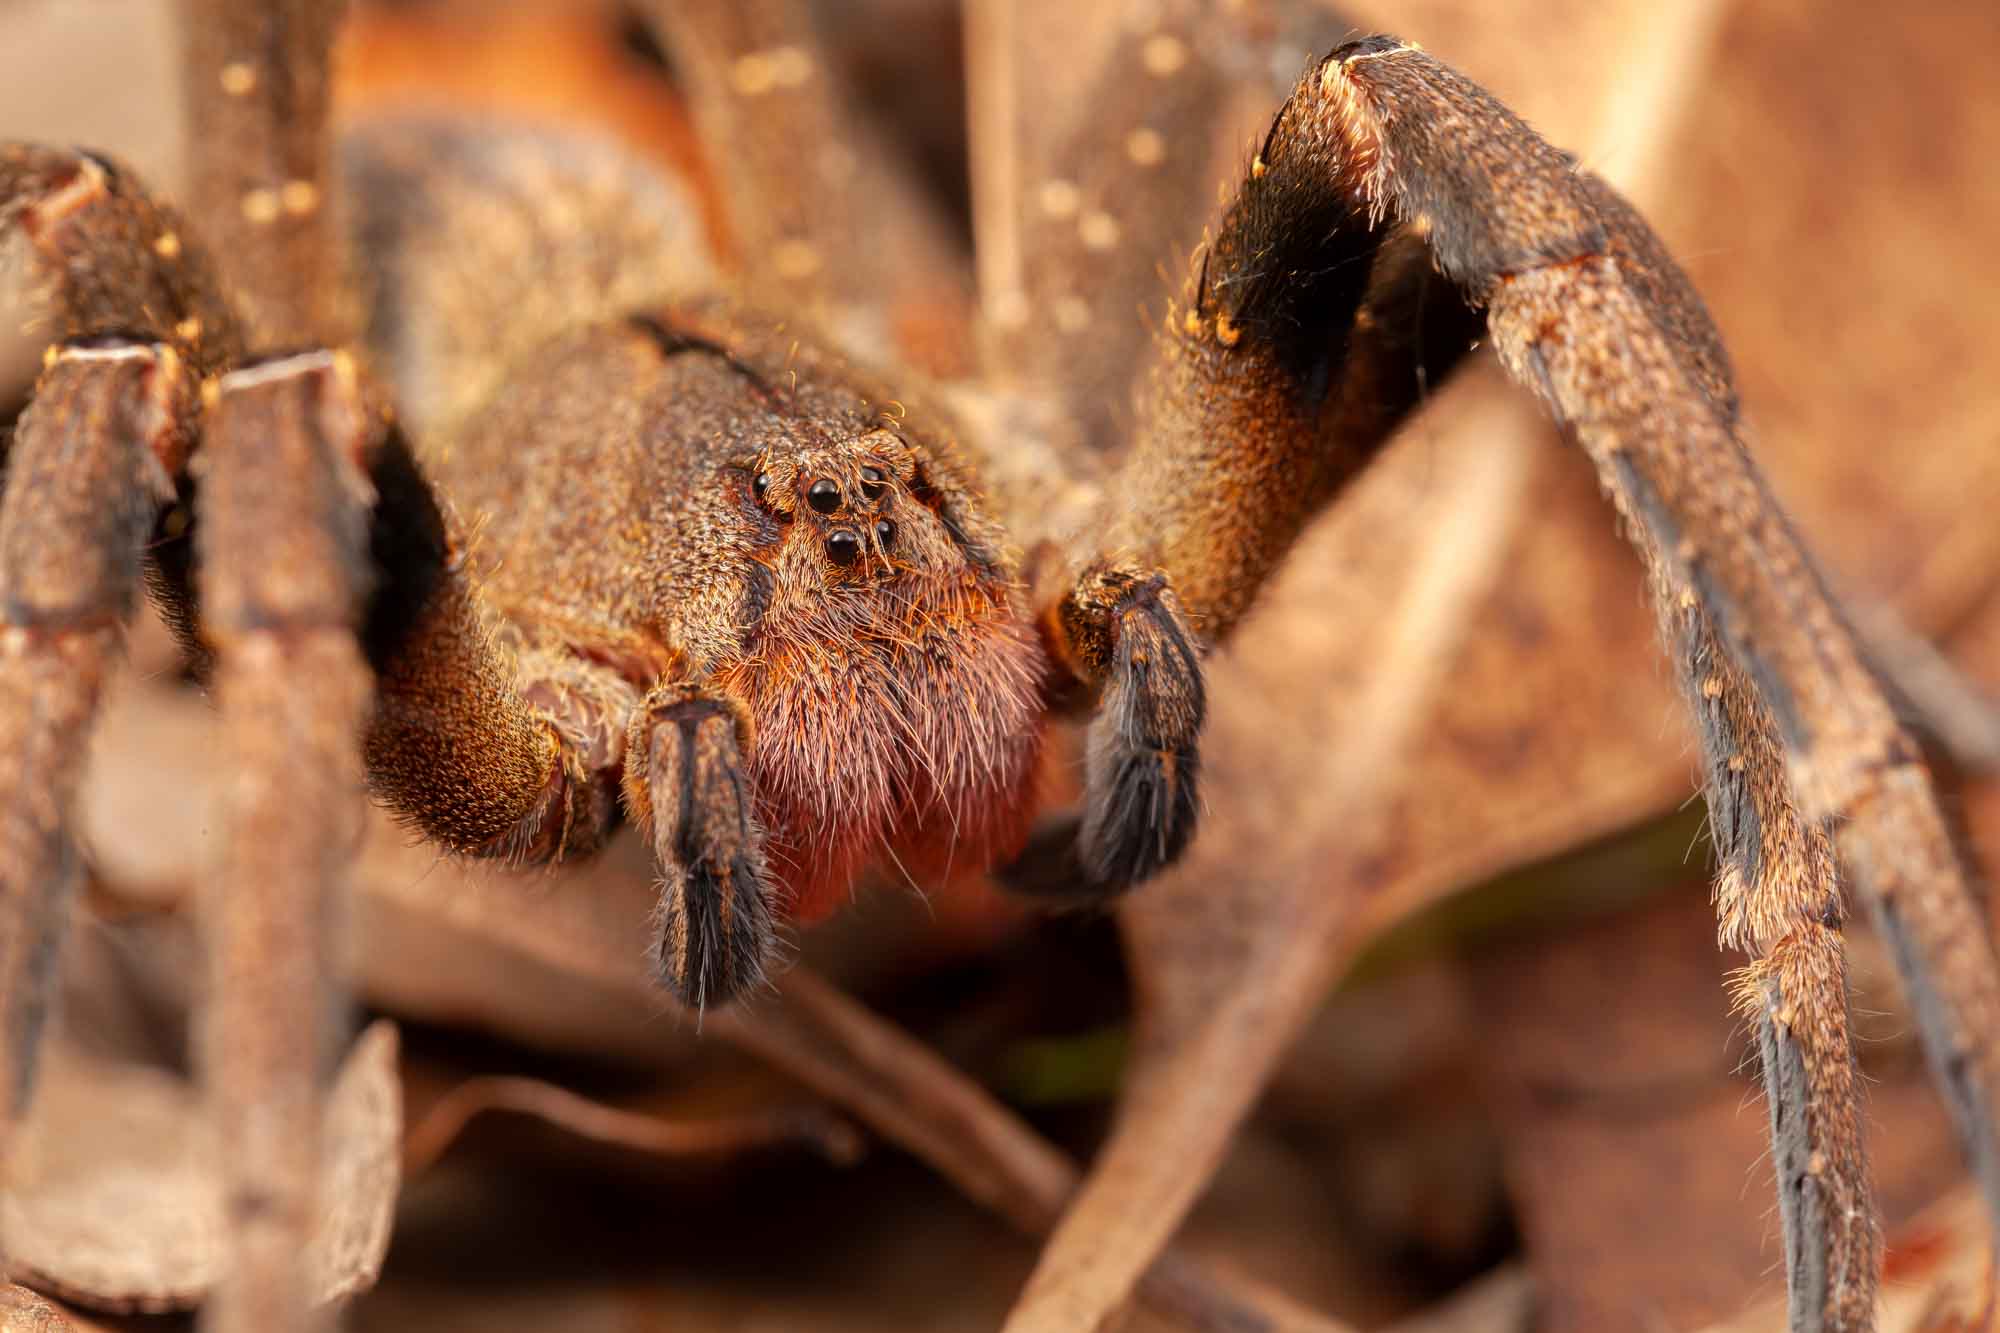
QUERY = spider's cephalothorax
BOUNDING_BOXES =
[410,310,1057,997]
[6,3,2000,1330]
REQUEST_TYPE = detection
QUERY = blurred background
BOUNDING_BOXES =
[3,1,1998,1330]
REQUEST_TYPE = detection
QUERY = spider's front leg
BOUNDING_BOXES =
[623,681,775,1007]
[995,76,1487,903]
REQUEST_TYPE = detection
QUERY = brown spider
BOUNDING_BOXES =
[3,1,1998,1329]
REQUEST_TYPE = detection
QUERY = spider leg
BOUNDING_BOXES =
[129,5,379,1327]
[196,348,378,1332]
[182,0,348,352]
[0,139,222,1269]
[1102,173,1483,643]
[965,0,1254,455]
[1669,585,1877,1323]
[623,682,775,1010]
[1207,36,1998,1325]
[999,111,1482,900]
[0,339,195,1167]
[635,0,973,373]
[170,6,633,1320]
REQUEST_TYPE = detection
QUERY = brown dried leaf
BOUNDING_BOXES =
[4,1022,400,1314]
[1649,1,2000,629]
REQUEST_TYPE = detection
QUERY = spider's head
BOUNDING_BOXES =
[743,435,940,589]
[710,423,1048,921]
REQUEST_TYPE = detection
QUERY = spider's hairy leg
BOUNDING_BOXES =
[195,350,377,1333]
[0,341,194,1168]
[164,3,371,1327]
[623,682,775,1010]
[1262,36,2000,1325]
[357,435,620,873]
[183,0,347,351]
[1110,176,1482,645]
[996,48,1487,903]
[1671,588,1877,1323]
[965,0,1253,453]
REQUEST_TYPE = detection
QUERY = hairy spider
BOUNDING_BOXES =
[3,1,1998,1329]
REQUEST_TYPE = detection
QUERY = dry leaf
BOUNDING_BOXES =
[4,1022,400,1314]
[1004,363,1541,1331]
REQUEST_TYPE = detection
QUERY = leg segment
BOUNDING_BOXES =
[623,682,775,1010]
[196,350,373,1333]
[356,430,618,870]
[181,0,350,350]
[1670,584,1876,1325]
[1108,162,1482,641]
[0,339,193,1162]
[0,143,240,371]
[1,140,211,1269]
[965,0,1253,453]
[6,11,643,1320]
[1007,165,1487,898]
[172,6,360,1329]
[1008,51,1483,903]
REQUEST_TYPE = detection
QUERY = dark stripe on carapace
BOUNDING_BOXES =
[626,314,779,400]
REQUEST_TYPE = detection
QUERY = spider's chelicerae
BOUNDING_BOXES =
[2,1,1997,1329]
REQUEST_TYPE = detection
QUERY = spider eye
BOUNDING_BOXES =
[860,466,888,501]
[753,471,771,499]
[874,519,896,552]
[807,478,842,513]
[826,528,861,565]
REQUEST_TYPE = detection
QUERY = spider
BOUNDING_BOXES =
[2,1,1997,1329]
